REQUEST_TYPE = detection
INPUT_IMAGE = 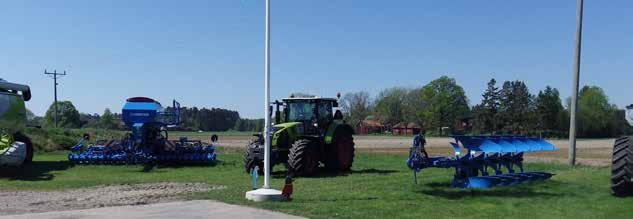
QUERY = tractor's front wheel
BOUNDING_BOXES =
[244,140,265,176]
[325,129,355,172]
[611,136,633,197]
[288,139,320,176]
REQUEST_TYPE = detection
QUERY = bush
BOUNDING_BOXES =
[24,128,125,152]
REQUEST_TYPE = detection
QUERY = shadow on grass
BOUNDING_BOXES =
[272,168,398,179]
[418,181,563,199]
[0,161,71,181]
[140,161,220,172]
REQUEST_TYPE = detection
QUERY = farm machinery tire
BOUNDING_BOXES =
[611,136,633,197]
[325,129,355,172]
[288,139,320,176]
[13,132,33,164]
[244,140,265,176]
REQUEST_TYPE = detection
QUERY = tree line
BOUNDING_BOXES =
[29,75,631,138]
[34,103,263,132]
[341,76,632,138]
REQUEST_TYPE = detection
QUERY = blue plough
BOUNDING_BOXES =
[407,135,557,189]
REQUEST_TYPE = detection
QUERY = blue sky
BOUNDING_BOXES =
[2,0,632,118]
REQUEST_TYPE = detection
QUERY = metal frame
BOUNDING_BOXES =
[407,135,556,188]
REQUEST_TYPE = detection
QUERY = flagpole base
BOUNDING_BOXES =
[245,188,285,202]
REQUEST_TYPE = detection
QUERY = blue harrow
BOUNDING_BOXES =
[69,97,217,165]
[407,135,557,189]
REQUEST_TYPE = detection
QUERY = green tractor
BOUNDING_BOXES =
[0,79,33,167]
[244,95,355,176]
[611,104,633,197]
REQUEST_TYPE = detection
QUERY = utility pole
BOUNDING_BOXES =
[44,69,67,128]
[569,0,584,167]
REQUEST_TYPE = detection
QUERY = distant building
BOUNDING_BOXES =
[455,116,473,134]
[356,117,385,135]
[391,122,421,136]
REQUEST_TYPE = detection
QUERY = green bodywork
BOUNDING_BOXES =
[0,133,11,154]
[271,122,301,147]
[324,120,349,144]
[270,120,352,149]
[0,92,26,152]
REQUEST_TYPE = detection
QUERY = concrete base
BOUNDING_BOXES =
[245,188,285,202]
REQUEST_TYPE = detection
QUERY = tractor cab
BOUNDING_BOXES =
[275,96,342,136]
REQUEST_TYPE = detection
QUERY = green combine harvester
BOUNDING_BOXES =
[244,94,355,176]
[0,79,33,167]
[611,104,633,197]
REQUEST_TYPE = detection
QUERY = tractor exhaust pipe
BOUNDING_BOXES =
[0,80,31,101]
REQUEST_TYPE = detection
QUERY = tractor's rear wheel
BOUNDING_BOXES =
[325,129,355,172]
[611,136,633,197]
[244,140,265,176]
[288,139,320,176]
[13,132,33,164]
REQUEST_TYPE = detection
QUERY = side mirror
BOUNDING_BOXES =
[334,110,343,120]
[211,134,219,143]
[22,89,31,102]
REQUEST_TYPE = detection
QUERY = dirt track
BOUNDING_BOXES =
[0,183,224,216]
[202,135,616,167]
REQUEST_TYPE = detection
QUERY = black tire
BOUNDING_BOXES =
[244,140,265,176]
[325,129,355,172]
[611,136,633,197]
[13,132,33,164]
[288,139,320,176]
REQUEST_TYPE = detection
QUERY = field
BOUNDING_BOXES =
[177,132,617,166]
[1,134,631,218]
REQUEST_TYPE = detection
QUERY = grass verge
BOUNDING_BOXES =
[1,150,632,219]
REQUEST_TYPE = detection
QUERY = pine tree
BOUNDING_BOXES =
[481,79,500,133]
[498,80,533,134]
[534,86,564,136]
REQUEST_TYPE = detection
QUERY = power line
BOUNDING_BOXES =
[44,69,67,128]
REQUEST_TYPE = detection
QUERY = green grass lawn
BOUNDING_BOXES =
[1,150,632,219]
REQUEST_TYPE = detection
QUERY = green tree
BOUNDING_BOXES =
[403,88,426,127]
[373,87,409,126]
[419,76,469,134]
[43,101,81,128]
[498,80,533,134]
[473,79,500,134]
[98,108,119,130]
[573,86,620,138]
[534,86,564,136]
[341,91,373,127]
[25,108,43,126]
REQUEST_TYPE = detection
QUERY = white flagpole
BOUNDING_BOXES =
[245,0,283,202]
[263,0,271,189]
